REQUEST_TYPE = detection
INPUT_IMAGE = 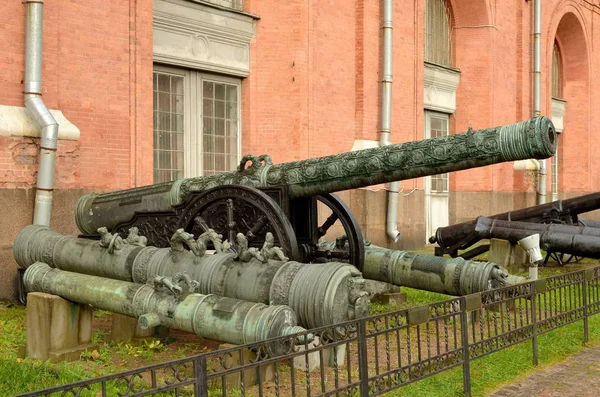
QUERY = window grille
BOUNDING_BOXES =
[552,142,559,201]
[425,0,453,67]
[552,41,563,99]
[153,67,241,183]
[428,114,449,193]
[202,81,239,176]
[153,72,185,183]
[204,0,243,11]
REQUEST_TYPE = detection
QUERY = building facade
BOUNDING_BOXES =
[1,0,599,300]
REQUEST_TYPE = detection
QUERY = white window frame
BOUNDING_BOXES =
[424,111,450,195]
[153,64,242,181]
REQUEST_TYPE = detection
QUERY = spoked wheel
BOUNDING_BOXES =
[541,218,583,266]
[543,251,583,266]
[306,193,365,270]
[176,185,301,261]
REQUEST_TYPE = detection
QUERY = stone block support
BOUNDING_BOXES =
[109,313,158,344]
[489,238,529,274]
[26,292,96,361]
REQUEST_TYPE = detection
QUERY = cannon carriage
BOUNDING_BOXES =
[76,116,557,271]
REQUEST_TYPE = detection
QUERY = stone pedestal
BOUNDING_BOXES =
[489,238,528,273]
[209,343,275,389]
[26,292,96,362]
[109,313,162,344]
[292,337,347,371]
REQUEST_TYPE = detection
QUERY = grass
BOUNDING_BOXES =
[2,259,599,396]
[384,315,600,396]
[0,305,206,396]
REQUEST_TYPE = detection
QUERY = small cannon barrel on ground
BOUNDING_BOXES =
[24,262,308,351]
[318,240,526,295]
[430,191,600,258]
[74,117,556,270]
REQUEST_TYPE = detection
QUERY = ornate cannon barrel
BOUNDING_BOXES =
[319,241,525,295]
[14,225,370,329]
[24,262,308,350]
[430,191,600,256]
[473,222,600,259]
[76,116,557,236]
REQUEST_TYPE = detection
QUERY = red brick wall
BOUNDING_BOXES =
[2,0,597,195]
[0,0,153,191]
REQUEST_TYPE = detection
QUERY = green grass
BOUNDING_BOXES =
[382,315,600,397]
[0,303,199,396]
[3,261,599,396]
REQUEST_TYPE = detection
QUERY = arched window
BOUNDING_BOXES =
[425,0,453,66]
[552,41,563,98]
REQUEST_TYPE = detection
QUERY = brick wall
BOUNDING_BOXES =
[0,0,153,191]
[1,0,599,299]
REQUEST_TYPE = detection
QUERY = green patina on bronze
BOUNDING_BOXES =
[14,225,370,329]
[317,241,527,296]
[24,262,308,349]
[75,116,556,235]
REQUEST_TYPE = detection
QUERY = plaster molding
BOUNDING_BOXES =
[0,105,80,140]
[423,63,461,114]
[153,0,255,77]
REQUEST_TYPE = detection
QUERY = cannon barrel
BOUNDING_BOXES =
[24,262,308,350]
[476,216,600,238]
[318,241,526,295]
[430,191,600,253]
[473,221,600,259]
[14,225,369,329]
[76,116,557,235]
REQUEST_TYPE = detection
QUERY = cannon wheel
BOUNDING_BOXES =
[541,218,583,266]
[176,185,301,261]
[312,193,365,270]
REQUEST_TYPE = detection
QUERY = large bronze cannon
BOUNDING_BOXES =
[430,192,600,259]
[24,262,310,352]
[76,116,556,270]
[14,225,370,330]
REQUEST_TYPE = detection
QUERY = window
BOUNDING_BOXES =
[552,41,563,99]
[154,72,185,183]
[203,0,243,11]
[153,66,241,183]
[425,0,453,67]
[551,145,559,201]
[426,113,449,193]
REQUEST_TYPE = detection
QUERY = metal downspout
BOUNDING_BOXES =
[533,0,546,204]
[380,0,400,242]
[24,0,58,226]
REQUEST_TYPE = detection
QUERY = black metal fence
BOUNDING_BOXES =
[17,266,600,397]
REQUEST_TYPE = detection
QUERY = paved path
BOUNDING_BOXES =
[487,345,600,396]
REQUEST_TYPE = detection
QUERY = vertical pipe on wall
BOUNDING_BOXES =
[24,0,59,226]
[380,0,400,242]
[533,0,546,204]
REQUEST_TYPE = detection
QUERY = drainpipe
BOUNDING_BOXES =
[380,0,400,242]
[24,0,58,226]
[533,0,546,204]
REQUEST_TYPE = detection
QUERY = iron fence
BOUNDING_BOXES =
[16,265,600,397]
